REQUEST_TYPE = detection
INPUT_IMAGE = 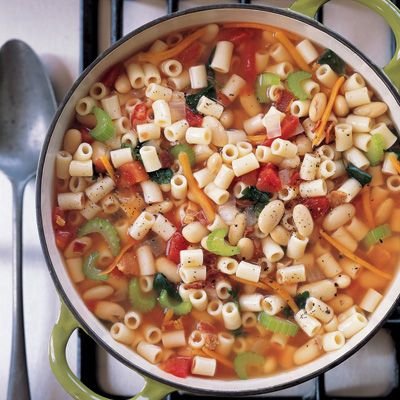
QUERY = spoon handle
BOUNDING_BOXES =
[7,180,31,400]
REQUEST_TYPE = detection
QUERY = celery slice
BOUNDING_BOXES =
[158,289,192,315]
[83,252,108,281]
[170,144,196,166]
[90,106,116,142]
[78,217,121,256]
[234,352,265,380]
[206,228,240,256]
[255,72,280,103]
[258,312,299,336]
[287,71,312,100]
[128,278,157,313]
[363,224,392,248]
[366,134,385,166]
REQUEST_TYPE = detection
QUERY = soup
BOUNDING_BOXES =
[53,22,400,380]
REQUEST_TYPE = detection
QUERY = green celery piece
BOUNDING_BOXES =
[234,352,265,380]
[158,289,192,315]
[148,168,173,184]
[153,273,181,301]
[206,228,240,256]
[318,49,345,74]
[90,106,116,142]
[83,252,108,281]
[129,278,157,313]
[258,312,299,336]
[78,217,121,256]
[287,71,312,100]
[363,224,392,248]
[346,163,372,186]
[366,134,386,166]
[255,72,280,103]
[169,144,196,166]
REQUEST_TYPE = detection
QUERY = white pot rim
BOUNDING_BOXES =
[36,4,400,396]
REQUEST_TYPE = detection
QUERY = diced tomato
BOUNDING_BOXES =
[275,89,294,113]
[197,321,218,334]
[101,64,124,88]
[166,232,189,264]
[85,300,98,313]
[185,107,203,127]
[116,250,139,276]
[217,92,232,107]
[80,127,94,144]
[177,41,203,67]
[130,103,147,126]
[52,207,66,228]
[301,197,331,219]
[116,161,149,188]
[217,28,256,45]
[289,170,301,187]
[256,163,282,193]
[162,356,193,378]
[110,268,125,279]
[55,229,74,251]
[238,40,257,85]
[238,169,259,186]
[281,115,300,139]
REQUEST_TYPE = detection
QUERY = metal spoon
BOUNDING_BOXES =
[0,39,56,400]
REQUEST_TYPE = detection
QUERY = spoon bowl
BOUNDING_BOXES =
[0,39,56,400]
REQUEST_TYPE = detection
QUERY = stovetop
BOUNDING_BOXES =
[1,1,399,399]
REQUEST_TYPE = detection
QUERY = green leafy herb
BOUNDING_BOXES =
[287,71,312,100]
[318,49,345,74]
[232,327,246,337]
[346,163,372,186]
[122,141,149,162]
[228,288,239,303]
[149,168,173,184]
[282,291,310,317]
[186,84,217,113]
[242,186,270,216]
[153,273,181,301]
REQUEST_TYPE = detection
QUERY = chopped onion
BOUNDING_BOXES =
[244,207,257,227]
[218,198,239,225]
[264,114,282,139]
[227,129,247,144]
[292,121,305,136]
[278,169,292,186]
[169,91,186,122]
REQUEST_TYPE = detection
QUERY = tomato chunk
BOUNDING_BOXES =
[116,161,149,188]
[162,356,193,378]
[101,64,124,88]
[55,229,75,251]
[301,197,330,219]
[217,28,256,45]
[177,41,203,67]
[281,115,300,139]
[237,169,259,186]
[130,103,147,127]
[256,163,282,193]
[185,107,203,127]
[166,232,189,264]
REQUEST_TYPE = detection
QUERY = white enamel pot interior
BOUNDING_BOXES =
[37,4,400,397]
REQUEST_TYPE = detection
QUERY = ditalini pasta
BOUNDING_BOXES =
[53,22,399,381]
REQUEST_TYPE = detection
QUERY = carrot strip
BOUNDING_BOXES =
[312,76,345,147]
[178,152,215,223]
[389,154,400,174]
[137,27,207,64]
[100,155,116,181]
[248,134,267,145]
[99,238,136,275]
[230,275,299,313]
[222,22,300,41]
[274,31,311,73]
[320,229,391,280]
[163,309,174,325]
[201,347,234,369]
[361,186,375,228]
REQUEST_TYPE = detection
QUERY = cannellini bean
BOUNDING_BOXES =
[353,102,388,118]
[322,204,355,232]
[309,92,327,122]
[258,200,285,235]
[293,204,314,237]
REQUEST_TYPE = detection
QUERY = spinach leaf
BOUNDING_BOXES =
[148,168,173,184]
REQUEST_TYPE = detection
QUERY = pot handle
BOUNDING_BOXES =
[289,0,400,91]
[49,303,175,400]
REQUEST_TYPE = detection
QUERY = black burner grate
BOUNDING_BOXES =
[78,1,400,398]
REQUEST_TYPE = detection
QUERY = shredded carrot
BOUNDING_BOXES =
[361,186,375,228]
[100,155,116,181]
[230,275,299,314]
[222,22,300,41]
[100,238,136,275]
[248,134,267,145]
[389,154,400,174]
[201,347,234,369]
[178,152,215,224]
[162,309,174,325]
[274,31,311,73]
[320,229,391,280]
[312,76,345,147]
[137,27,207,64]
